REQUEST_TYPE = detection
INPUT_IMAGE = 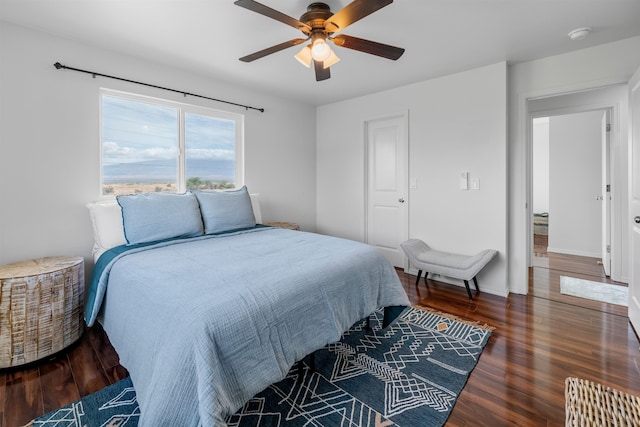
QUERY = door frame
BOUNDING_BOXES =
[627,64,640,333]
[363,111,409,269]
[526,96,625,283]
[602,109,612,276]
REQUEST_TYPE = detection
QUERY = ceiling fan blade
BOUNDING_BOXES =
[332,34,404,60]
[234,0,311,32]
[314,60,331,81]
[324,0,393,33]
[240,38,308,62]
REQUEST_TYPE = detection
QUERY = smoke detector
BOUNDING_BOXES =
[568,27,591,40]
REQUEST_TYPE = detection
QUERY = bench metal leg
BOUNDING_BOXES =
[473,276,479,291]
[463,280,473,300]
[415,270,429,287]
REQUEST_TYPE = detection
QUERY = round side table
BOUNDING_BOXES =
[0,256,84,368]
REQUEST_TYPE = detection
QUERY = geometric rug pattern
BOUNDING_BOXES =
[32,306,493,427]
[228,306,493,427]
[560,276,628,307]
[30,378,139,427]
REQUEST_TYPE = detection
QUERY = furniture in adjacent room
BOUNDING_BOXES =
[401,239,498,299]
[0,256,84,368]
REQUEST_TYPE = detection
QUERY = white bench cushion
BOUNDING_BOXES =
[401,239,497,281]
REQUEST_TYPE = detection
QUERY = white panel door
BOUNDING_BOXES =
[601,110,611,276]
[628,65,640,333]
[366,115,408,267]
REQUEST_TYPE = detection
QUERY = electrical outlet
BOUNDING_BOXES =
[471,178,480,190]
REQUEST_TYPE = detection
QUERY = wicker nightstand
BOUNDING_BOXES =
[265,221,300,230]
[0,256,84,368]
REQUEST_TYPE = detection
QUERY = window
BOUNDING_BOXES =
[100,90,243,197]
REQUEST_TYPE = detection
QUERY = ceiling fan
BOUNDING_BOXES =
[234,0,405,81]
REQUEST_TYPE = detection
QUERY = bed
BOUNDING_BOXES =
[85,188,410,427]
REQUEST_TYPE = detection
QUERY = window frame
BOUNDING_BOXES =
[99,88,244,197]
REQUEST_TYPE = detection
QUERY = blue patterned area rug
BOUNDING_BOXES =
[32,306,493,427]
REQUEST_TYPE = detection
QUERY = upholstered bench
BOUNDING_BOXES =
[400,239,497,299]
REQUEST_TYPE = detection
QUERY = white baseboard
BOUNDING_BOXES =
[547,247,601,259]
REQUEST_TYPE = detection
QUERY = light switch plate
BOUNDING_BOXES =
[459,172,468,190]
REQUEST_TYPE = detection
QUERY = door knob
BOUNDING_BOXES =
[635,216,640,224]
[398,198,405,203]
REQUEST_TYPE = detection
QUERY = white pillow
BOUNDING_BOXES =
[249,193,262,224]
[86,200,127,261]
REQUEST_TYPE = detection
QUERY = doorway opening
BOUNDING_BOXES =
[529,107,627,315]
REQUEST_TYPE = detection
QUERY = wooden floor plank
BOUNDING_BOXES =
[3,366,42,427]
[66,332,110,397]
[0,370,6,427]
[38,356,79,414]
[86,324,129,383]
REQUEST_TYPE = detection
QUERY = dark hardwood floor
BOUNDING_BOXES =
[531,233,628,316]
[2,248,639,426]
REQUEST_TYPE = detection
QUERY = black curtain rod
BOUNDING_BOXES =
[53,62,265,113]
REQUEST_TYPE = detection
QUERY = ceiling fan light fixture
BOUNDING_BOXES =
[323,49,340,69]
[295,45,312,68]
[310,36,331,61]
[235,0,406,81]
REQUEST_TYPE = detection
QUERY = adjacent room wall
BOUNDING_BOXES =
[547,111,603,257]
[508,36,640,293]
[0,21,317,271]
[317,62,508,297]
[532,118,550,215]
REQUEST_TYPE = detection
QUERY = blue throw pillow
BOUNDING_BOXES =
[193,186,256,234]
[117,192,204,245]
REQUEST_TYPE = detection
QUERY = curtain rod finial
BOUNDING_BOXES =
[54,62,64,69]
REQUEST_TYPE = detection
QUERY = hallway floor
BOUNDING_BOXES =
[530,234,628,316]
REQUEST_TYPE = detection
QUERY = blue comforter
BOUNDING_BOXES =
[88,226,409,426]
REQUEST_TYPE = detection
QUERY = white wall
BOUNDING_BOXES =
[0,22,317,272]
[508,36,640,293]
[548,111,603,257]
[317,62,508,297]
[532,118,550,214]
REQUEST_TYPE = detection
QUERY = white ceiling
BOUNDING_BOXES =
[2,0,640,106]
